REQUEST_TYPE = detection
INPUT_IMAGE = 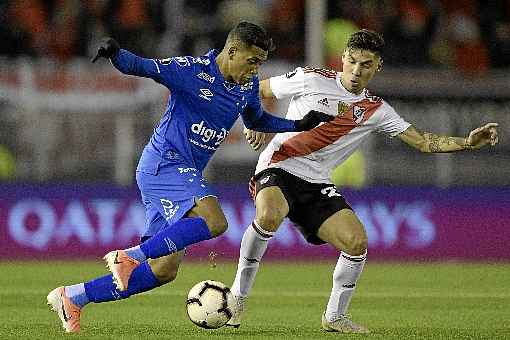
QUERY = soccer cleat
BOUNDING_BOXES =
[46,287,81,333]
[321,312,370,334]
[103,250,140,291]
[226,295,246,328]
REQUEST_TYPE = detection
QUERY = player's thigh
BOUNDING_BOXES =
[148,250,185,284]
[317,209,367,255]
[187,196,228,236]
[254,186,289,232]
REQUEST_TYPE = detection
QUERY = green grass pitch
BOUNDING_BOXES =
[0,260,509,339]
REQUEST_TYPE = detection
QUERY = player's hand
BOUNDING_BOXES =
[244,127,266,151]
[91,38,120,63]
[294,110,334,131]
[465,122,499,149]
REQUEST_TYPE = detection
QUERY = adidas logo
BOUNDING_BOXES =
[318,98,329,106]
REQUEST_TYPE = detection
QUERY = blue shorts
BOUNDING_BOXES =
[136,160,216,239]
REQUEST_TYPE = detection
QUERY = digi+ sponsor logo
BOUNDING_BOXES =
[190,121,228,149]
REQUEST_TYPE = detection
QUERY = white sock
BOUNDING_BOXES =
[231,221,274,298]
[325,251,366,321]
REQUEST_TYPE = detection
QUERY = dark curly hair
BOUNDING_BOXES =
[346,29,385,57]
[227,21,275,52]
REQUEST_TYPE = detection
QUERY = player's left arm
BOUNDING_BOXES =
[397,123,499,152]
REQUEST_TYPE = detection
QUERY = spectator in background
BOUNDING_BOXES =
[383,0,437,66]
[479,0,510,68]
[0,145,15,180]
[324,18,359,69]
[266,0,306,61]
[46,0,82,61]
[0,1,34,57]
[5,0,51,58]
[104,0,166,56]
[441,0,489,75]
[179,0,223,55]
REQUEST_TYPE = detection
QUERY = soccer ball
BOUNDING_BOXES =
[186,280,235,329]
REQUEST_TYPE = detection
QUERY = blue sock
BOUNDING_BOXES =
[66,283,89,309]
[140,217,212,259]
[125,245,147,263]
[84,261,160,304]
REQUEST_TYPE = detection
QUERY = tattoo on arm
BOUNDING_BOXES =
[422,132,467,153]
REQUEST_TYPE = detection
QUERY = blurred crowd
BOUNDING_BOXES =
[1,0,510,74]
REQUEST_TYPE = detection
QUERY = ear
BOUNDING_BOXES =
[377,59,383,72]
[228,46,237,59]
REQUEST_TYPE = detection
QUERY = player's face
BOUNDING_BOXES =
[228,44,268,84]
[340,49,381,94]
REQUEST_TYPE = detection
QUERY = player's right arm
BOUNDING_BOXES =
[91,37,182,88]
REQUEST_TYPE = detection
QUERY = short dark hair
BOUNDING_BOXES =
[227,21,275,52]
[346,29,384,57]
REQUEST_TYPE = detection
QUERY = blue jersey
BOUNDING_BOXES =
[111,49,295,173]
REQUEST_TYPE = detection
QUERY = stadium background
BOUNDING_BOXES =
[0,1,509,339]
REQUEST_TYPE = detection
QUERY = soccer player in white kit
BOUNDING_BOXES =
[227,29,499,333]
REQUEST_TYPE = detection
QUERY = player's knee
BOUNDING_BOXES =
[206,216,228,237]
[343,232,368,256]
[256,207,285,232]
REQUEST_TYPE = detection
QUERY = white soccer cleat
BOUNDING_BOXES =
[321,312,370,334]
[226,295,246,328]
[47,287,81,333]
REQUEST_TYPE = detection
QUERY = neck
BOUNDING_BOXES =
[216,50,235,83]
[339,75,363,95]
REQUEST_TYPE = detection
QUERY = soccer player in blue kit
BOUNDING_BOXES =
[46,22,333,333]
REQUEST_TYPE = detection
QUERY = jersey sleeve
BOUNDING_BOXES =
[111,49,187,90]
[375,101,412,137]
[242,80,264,122]
[269,67,306,99]
[241,80,297,132]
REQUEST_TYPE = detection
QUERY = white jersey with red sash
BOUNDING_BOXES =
[256,67,411,183]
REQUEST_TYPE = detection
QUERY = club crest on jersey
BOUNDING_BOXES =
[352,105,366,124]
[240,81,254,91]
[337,101,349,117]
[199,88,214,101]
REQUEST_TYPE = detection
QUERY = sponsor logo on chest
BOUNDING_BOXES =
[191,120,228,145]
